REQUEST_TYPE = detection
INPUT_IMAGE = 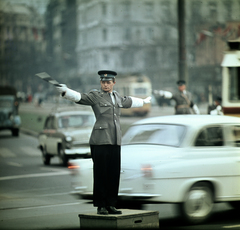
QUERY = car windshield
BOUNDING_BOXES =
[0,97,14,108]
[58,114,95,128]
[122,124,186,147]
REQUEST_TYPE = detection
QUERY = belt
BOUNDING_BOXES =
[177,105,190,108]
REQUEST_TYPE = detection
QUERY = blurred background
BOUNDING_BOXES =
[0,0,240,105]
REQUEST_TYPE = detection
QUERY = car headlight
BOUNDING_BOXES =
[65,136,73,142]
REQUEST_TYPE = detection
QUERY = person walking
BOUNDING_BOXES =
[154,80,200,115]
[56,70,151,215]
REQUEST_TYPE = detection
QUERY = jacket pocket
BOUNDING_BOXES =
[99,102,111,114]
[93,122,108,130]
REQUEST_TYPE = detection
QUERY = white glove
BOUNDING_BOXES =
[210,105,223,115]
[154,90,172,98]
[143,96,151,104]
[56,84,81,102]
[193,104,200,114]
[56,84,67,96]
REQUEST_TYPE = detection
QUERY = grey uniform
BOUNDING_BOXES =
[172,91,194,114]
[77,89,132,145]
[76,88,133,208]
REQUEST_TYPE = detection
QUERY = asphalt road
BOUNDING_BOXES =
[0,130,240,230]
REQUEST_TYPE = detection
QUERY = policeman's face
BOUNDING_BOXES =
[100,80,116,93]
[178,84,186,92]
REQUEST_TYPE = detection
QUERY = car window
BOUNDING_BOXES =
[58,114,95,128]
[231,125,240,147]
[44,117,53,129]
[122,124,186,147]
[0,97,14,108]
[195,126,224,147]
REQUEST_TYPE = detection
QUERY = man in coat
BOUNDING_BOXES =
[154,80,200,114]
[56,70,151,215]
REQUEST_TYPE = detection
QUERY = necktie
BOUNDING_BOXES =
[109,92,115,105]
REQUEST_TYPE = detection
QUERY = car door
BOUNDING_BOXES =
[50,116,62,155]
[44,116,57,154]
[191,125,236,200]
[225,124,240,198]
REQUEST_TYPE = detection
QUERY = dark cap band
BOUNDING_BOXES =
[177,80,186,86]
[98,70,117,81]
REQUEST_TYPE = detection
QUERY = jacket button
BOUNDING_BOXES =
[100,127,102,129]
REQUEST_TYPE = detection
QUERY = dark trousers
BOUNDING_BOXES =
[90,145,121,207]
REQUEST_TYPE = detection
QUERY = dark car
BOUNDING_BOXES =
[38,108,95,166]
[0,86,21,136]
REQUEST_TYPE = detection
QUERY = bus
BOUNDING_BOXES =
[221,38,240,117]
[114,74,152,116]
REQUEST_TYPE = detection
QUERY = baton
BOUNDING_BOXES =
[35,72,62,87]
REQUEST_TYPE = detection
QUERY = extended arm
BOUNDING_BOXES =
[56,84,81,102]
[130,96,151,107]
[153,90,173,99]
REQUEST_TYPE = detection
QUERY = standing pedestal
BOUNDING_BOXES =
[78,209,159,229]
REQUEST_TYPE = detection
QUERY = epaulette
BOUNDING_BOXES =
[89,89,99,92]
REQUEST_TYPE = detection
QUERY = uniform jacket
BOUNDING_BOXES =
[172,91,194,114]
[77,89,132,145]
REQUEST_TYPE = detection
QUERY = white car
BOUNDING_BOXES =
[68,115,240,224]
[38,109,95,166]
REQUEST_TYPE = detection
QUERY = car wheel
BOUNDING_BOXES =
[58,145,68,166]
[42,146,51,165]
[177,182,214,224]
[12,128,19,137]
[228,201,240,210]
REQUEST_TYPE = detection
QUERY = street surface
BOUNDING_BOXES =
[0,103,240,230]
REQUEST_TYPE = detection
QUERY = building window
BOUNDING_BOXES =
[135,29,141,41]
[145,2,153,18]
[102,28,107,42]
[122,1,131,18]
[124,28,131,41]
[102,3,107,15]
[147,27,154,41]
[223,0,232,20]
[208,2,217,22]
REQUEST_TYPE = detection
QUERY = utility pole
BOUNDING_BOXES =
[178,0,188,82]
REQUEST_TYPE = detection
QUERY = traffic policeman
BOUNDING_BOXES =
[56,70,151,215]
[154,80,200,114]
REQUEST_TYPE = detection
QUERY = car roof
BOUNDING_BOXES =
[49,109,94,117]
[133,115,240,127]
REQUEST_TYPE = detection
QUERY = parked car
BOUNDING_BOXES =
[0,86,21,136]
[68,115,240,224]
[38,108,95,166]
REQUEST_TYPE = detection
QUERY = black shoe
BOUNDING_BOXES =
[97,207,108,215]
[106,206,122,214]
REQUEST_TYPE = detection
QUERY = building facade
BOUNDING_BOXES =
[44,0,240,101]
[0,1,46,93]
[185,0,240,102]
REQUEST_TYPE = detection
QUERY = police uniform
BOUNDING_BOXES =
[56,70,151,215]
[77,72,132,211]
[154,80,200,115]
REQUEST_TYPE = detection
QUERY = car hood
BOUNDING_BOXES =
[121,144,181,169]
[63,128,92,142]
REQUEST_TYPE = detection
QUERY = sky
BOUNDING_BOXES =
[0,0,50,14]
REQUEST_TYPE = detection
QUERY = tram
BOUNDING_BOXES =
[114,74,152,116]
[221,38,240,117]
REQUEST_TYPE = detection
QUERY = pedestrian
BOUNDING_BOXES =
[209,96,223,115]
[56,70,151,215]
[153,80,200,114]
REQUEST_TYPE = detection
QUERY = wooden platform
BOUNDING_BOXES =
[78,209,159,229]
